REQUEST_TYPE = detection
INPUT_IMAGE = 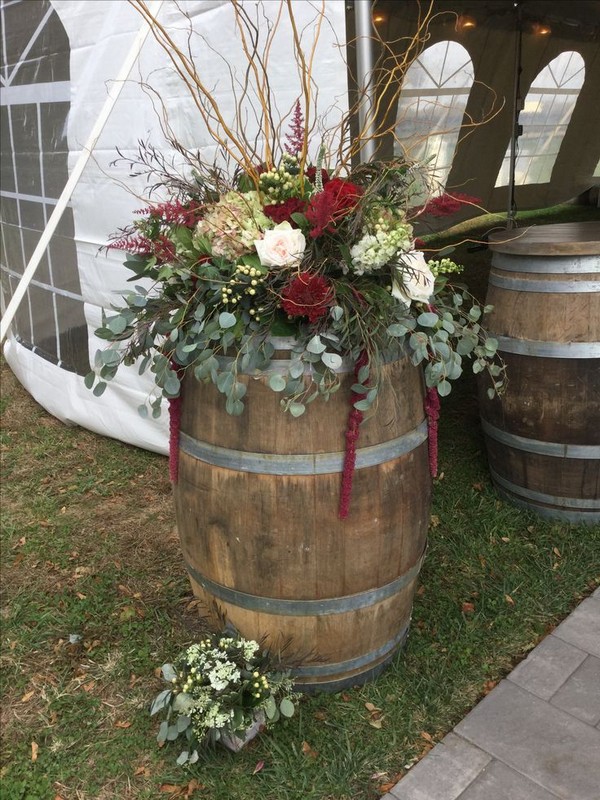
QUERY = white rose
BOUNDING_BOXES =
[254,222,306,268]
[391,251,435,306]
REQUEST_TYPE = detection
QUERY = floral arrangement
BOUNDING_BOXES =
[90,131,504,420]
[150,630,297,761]
[86,2,505,514]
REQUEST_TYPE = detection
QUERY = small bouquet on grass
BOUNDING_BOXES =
[151,630,298,761]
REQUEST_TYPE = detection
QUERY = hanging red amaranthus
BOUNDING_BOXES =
[424,386,440,477]
[338,352,369,519]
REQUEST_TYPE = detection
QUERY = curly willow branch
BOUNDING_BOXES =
[129,0,328,183]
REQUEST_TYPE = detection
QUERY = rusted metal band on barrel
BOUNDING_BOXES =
[494,336,600,358]
[493,253,600,274]
[481,419,600,458]
[490,468,600,510]
[179,420,428,476]
[489,273,600,293]
[292,624,409,678]
[184,551,425,616]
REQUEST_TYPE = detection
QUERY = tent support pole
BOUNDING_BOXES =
[506,1,523,230]
[0,0,164,346]
[354,0,377,163]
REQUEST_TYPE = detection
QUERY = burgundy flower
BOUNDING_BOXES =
[153,234,177,263]
[305,166,330,186]
[420,192,481,217]
[109,232,176,264]
[281,272,334,323]
[263,197,307,226]
[136,199,202,228]
[305,178,363,238]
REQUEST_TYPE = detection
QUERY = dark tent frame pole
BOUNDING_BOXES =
[507,1,523,229]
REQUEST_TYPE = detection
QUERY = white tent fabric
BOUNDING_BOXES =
[1,0,349,453]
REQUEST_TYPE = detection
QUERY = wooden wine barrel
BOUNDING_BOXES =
[173,341,431,691]
[479,221,600,524]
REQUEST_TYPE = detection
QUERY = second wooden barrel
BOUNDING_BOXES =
[173,342,431,691]
[479,221,600,524]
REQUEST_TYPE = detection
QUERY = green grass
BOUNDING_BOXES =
[1,204,599,799]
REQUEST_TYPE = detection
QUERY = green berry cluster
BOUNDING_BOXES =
[247,670,270,700]
[220,264,268,320]
[259,154,303,202]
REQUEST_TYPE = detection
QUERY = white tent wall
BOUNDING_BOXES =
[1,0,349,454]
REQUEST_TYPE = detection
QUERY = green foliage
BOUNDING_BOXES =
[151,631,298,763]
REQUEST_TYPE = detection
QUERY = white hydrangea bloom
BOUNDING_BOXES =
[350,224,413,275]
[241,640,260,660]
[207,661,241,692]
[201,704,234,731]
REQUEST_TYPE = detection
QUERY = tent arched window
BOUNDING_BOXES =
[0,0,89,375]
[394,41,474,189]
[495,51,586,187]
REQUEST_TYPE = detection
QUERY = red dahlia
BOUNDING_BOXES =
[281,272,334,323]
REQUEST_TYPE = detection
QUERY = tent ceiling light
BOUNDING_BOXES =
[373,12,387,24]
[456,13,477,31]
[530,21,552,35]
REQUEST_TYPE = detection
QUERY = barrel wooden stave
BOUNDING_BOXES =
[173,353,431,689]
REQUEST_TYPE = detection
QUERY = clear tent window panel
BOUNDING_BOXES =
[395,41,474,190]
[0,0,89,375]
[495,51,585,187]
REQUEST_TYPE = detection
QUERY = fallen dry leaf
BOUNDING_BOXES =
[482,680,498,695]
[472,482,484,492]
[416,584,426,596]
[420,731,434,743]
[20,690,35,703]
[134,766,151,777]
[505,594,515,606]
[380,781,400,792]
[301,740,318,759]
[313,710,327,721]
[461,602,475,614]
[364,702,381,713]
[252,760,265,775]
[501,536,510,542]
[31,741,39,762]
[553,547,561,557]
[429,514,440,527]
[82,680,96,692]
[368,716,384,729]
[114,720,132,729]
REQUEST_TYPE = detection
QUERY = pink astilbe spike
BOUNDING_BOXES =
[284,100,305,156]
